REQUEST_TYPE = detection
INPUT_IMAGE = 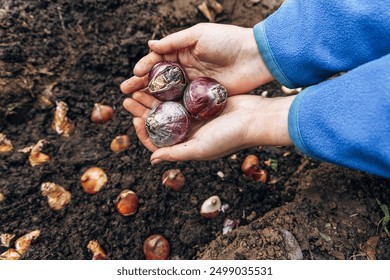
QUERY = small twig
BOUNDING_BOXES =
[57,7,66,32]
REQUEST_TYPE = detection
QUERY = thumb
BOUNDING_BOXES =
[150,138,201,165]
[148,25,199,54]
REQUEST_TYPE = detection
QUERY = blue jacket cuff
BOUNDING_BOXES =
[288,90,320,159]
[253,22,296,89]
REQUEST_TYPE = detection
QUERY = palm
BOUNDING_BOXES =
[123,92,264,162]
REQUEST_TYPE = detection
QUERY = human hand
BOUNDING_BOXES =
[120,23,273,96]
[123,92,294,164]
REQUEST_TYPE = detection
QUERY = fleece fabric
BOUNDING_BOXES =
[253,0,390,178]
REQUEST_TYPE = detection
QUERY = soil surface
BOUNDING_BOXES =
[1,0,389,260]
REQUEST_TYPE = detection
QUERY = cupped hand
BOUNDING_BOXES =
[120,23,273,96]
[123,92,293,164]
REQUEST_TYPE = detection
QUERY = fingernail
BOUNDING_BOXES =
[151,158,162,165]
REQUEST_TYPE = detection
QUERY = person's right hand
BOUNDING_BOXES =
[120,23,274,96]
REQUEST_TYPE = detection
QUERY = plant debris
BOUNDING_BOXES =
[41,182,71,211]
[0,133,13,154]
[18,139,50,167]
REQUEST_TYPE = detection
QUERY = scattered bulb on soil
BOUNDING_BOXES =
[15,229,40,256]
[51,101,75,137]
[91,103,114,124]
[87,240,107,260]
[200,195,221,218]
[148,61,187,101]
[41,182,71,211]
[251,169,268,184]
[143,234,170,260]
[110,135,130,153]
[241,154,268,183]
[115,189,139,216]
[222,218,240,235]
[0,248,21,260]
[0,133,13,154]
[81,167,108,194]
[18,139,50,167]
[145,102,190,147]
[0,192,4,203]
[183,77,228,121]
[281,86,302,95]
[0,233,15,248]
[230,154,237,160]
[162,169,185,191]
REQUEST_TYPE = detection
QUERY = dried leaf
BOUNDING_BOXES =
[87,240,107,260]
[0,133,13,154]
[52,101,75,137]
[0,248,21,260]
[41,182,71,211]
[15,229,40,255]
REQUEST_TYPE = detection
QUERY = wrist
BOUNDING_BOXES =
[248,95,295,147]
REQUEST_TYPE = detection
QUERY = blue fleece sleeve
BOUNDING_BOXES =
[288,54,390,178]
[254,0,390,88]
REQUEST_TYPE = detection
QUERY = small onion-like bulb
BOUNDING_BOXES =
[143,234,170,260]
[148,61,187,101]
[162,169,185,191]
[183,77,228,121]
[145,102,190,147]
[91,103,114,124]
[81,167,108,194]
[110,135,130,153]
[200,195,221,218]
[115,190,139,216]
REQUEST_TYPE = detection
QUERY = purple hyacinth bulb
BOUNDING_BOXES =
[183,77,228,121]
[145,102,191,147]
[148,61,187,101]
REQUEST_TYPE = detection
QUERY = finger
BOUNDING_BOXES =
[133,117,158,152]
[132,91,161,109]
[150,138,202,164]
[120,75,148,94]
[148,26,199,54]
[123,98,150,119]
[133,52,163,77]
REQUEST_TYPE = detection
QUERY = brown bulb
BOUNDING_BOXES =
[81,167,108,194]
[241,155,260,176]
[251,169,267,184]
[200,195,221,218]
[115,190,139,216]
[110,135,130,153]
[91,103,114,124]
[143,234,170,260]
[162,169,185,191]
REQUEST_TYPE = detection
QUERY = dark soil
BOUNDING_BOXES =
[1,0,389,260]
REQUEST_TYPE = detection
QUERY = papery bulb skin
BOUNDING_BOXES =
[148,61,187,101]
[145,102,190,147]
[183,77,227,121]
